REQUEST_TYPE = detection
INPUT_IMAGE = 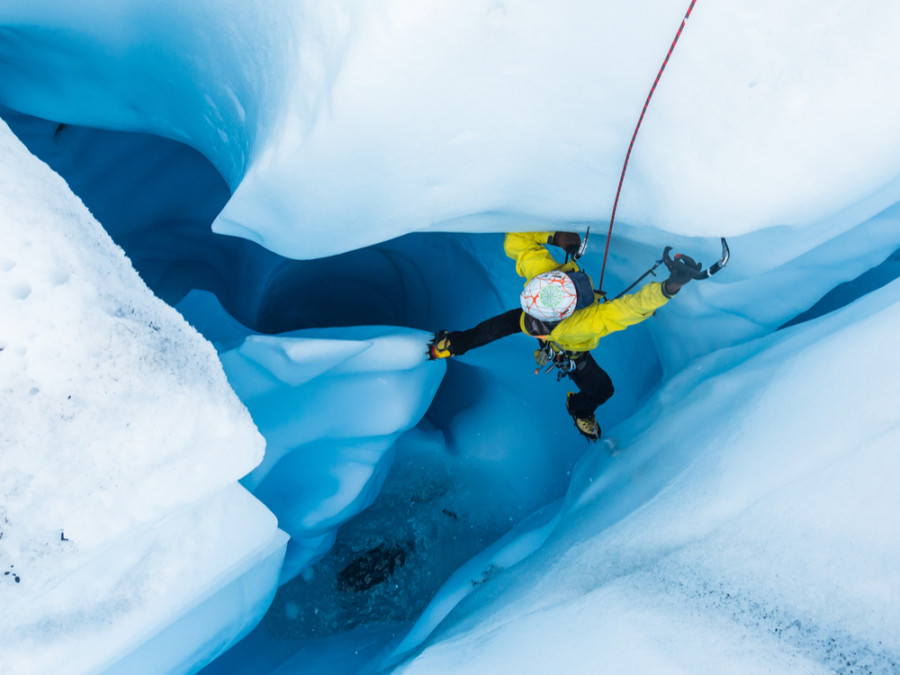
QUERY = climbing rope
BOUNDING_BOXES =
[597,0,699,293]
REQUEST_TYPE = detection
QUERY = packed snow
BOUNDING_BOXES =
[0,122,287,674]
[2,0,900,673]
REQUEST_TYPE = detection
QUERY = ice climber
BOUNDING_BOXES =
[427,231,700,441]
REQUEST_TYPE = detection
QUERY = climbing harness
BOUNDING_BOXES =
[597,0,700,294]
[534,341,579,381]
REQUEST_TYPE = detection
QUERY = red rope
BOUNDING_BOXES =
[597,0,698,293]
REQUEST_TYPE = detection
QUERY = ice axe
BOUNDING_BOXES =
[572,226,590,261]
[610,237,730,300]
[562,226,591,265]
[662,237,730,279]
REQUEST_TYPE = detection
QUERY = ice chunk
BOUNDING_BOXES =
[220,326,446,580]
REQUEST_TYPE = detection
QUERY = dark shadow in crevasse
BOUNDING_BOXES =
[0,105,505,338]
[780,244,900,330]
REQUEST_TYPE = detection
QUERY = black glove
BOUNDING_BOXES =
[549,231,581,256]
[663,251,701,296]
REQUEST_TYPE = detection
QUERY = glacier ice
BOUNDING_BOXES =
[217,322,447,581]
[395,273,900,674]
[3,1,900,673]
[3,1,900,258]
[0,121,288,675]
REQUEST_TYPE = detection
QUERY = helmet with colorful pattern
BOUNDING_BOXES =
[520,270,594,322]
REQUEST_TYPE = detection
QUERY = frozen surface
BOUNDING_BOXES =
[213,314,448,580]
[2,1,900,258]
[2,1,900,674]
[395,276,900,674]
[0,121,286,674]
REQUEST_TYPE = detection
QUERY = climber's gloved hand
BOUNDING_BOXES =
[549,231,581,256]
[663,251,701,296]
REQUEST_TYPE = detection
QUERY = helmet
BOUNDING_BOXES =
[520,270,580,322]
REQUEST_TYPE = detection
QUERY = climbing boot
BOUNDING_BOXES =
[566,392,601,441]
[427,330,454,360]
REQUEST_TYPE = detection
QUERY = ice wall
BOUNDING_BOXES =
[394,271,900,675]
[217,321,447,581]
[3,1,900,259]
[3,1,900,673]
[0,122,287,674]
[3,0,900,377]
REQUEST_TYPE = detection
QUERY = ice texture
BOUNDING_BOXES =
[217,321,447,581]
[2,1,900,673]
[395,274,900,674]
[2,1,900,259]
[0,121,286,674]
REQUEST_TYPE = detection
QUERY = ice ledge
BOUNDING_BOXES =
[99,488,289,675]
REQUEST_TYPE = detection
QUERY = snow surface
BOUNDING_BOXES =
[0,121,288,674]
[2,0,900,673]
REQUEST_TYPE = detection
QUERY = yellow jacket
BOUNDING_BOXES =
[504,232,670,352]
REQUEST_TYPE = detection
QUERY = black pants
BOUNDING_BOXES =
[447,310,615,417]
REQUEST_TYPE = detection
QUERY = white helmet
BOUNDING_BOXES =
[520,270,580,322]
